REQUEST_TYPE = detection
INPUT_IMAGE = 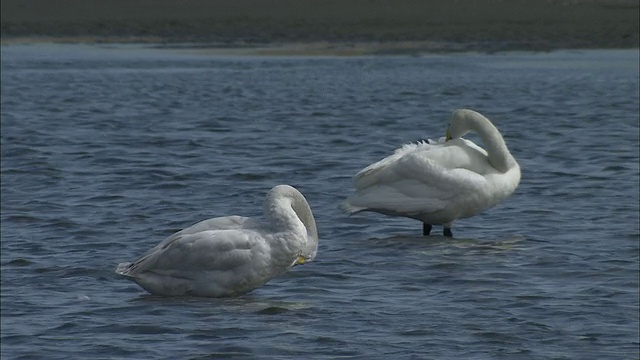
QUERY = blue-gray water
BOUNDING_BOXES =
[1,44,638,359]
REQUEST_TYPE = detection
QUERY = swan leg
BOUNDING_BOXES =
[422,223,432,236]
[443,227,453,237]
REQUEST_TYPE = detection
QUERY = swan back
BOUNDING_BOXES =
[264,185,319,261]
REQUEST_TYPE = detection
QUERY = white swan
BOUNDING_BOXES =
[115,185,319,297]
[341,109,520,237]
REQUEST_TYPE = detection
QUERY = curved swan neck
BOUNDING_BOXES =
[458,110,516,172]
[264,185,318,242]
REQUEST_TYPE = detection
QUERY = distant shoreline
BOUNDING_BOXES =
[2,0,638,54]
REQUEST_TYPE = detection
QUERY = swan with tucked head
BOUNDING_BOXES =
[341,109,520,237]
[116,185,318,297]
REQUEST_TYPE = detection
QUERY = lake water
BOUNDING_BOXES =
[1,44,638,359]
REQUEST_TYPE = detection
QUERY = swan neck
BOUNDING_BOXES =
[469,115,516,172]
[291,196,318,243]
[265,188,318,245]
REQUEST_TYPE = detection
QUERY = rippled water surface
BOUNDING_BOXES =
[2,44,639,359]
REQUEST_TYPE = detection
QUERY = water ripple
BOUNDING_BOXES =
[1,46,638,360]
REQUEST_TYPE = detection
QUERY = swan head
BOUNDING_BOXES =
[445,109,479,141]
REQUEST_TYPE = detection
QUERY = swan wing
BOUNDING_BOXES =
[116,229,281,297]
[354,140,442,189]
[143,215,255,257]
[119,229,268,278]
[346,141,491,215]
[350,159,486,215]
[179,215,255,234]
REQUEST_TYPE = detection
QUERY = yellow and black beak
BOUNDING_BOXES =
[445,130,452,141]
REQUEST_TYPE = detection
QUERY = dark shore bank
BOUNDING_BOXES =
[2,0,638,53]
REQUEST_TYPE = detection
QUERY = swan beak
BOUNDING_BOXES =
[445,131,452,141]
[295,255,306,265]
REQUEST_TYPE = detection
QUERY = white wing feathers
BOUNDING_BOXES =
[140,216,254,258]
[346,139,491,215]
[119,229,267,278]
[353,140,437,189]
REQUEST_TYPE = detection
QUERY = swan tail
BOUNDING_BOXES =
[339,199,366,214]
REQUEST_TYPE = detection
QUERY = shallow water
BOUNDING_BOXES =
[1,44,638,359]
